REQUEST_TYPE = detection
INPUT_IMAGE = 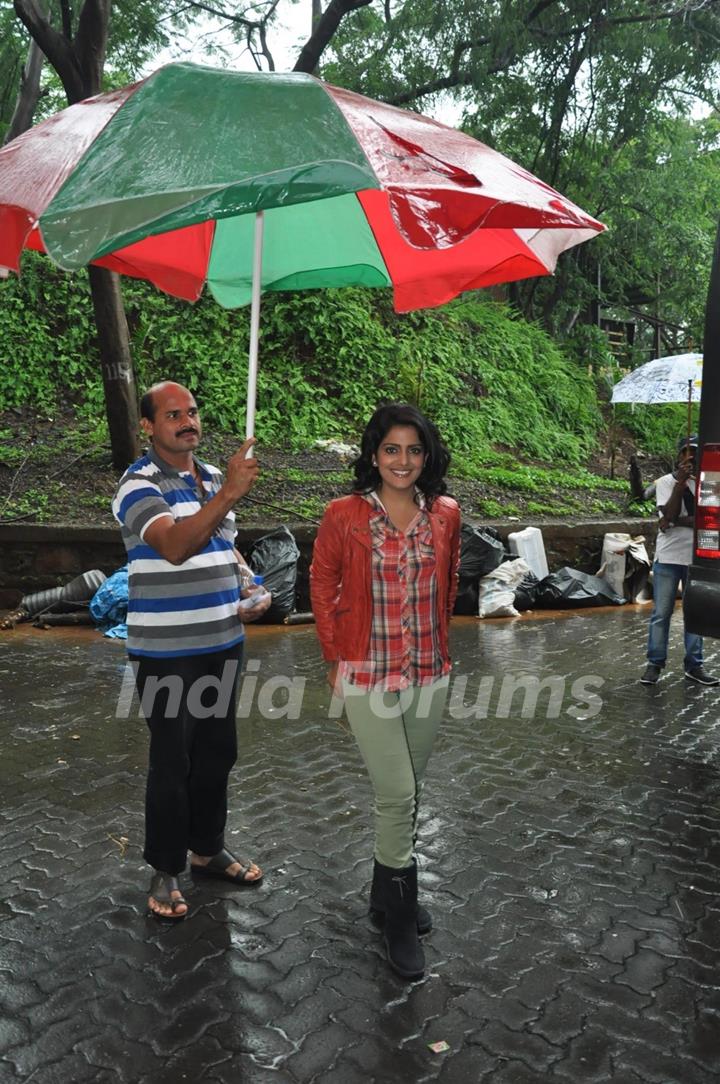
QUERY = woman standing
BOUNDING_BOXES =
[310,403,460,980]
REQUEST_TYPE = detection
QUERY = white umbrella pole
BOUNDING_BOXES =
[245,210,265,456]
[687,378,693,445]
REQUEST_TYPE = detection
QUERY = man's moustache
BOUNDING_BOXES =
[177,428,198,436]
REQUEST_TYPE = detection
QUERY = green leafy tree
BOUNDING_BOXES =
[589,114,720,358]
[322,0,720,344]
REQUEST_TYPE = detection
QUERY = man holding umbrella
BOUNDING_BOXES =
[113,381,271,919]
[641,434,719,686]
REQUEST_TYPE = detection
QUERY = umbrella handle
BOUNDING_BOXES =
[245,210,265,457]
[687,378,692,446]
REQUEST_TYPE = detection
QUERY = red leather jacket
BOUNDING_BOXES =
[310,493,461,664]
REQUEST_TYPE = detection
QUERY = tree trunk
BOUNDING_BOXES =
[294,0,372,73]
[87,265,140,469]
[14,0,139,470]
[4,37,44,144]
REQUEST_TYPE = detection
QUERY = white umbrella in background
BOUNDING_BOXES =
[611,352,702,443]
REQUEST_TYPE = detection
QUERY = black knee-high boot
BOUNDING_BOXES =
[373,859,425,980]
[369,857,432,935]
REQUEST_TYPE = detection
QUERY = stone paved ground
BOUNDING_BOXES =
[1,606,720,1083]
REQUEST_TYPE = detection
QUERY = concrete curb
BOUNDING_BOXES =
[0,517,658,609]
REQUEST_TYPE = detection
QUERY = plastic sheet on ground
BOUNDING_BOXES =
[89,567,128,636]
[535,567,626,609]
[513,568,540,612]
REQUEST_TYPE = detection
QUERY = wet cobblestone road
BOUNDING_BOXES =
[1,605,720,1083]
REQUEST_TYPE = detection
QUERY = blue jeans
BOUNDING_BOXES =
[646,562,703,671]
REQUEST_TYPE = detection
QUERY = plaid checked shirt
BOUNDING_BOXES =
[341,491,450,691]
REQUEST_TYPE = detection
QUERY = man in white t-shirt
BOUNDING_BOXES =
[641,435,718,686]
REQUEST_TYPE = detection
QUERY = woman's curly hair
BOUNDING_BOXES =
[352,402,450,507]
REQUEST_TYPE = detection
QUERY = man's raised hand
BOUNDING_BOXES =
[225,437,260,501]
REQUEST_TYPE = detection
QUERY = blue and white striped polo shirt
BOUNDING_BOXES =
[112,447,244,658]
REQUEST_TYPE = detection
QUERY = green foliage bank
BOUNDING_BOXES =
[1,253,604,475]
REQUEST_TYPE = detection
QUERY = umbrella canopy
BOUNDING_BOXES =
[0,63,604,314]
[610,353,703,405]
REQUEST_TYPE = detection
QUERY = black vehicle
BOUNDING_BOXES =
[682,224,720,637]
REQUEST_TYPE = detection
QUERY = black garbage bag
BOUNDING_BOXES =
[246,526,300,622]
[513,569,540,612]
[535,567,626,609]
[454,524,506,615]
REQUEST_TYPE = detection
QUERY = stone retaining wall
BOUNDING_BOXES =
[0,518,658,611]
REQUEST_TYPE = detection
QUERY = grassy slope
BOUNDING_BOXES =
[0,255,691,525]
[0,408,656,527]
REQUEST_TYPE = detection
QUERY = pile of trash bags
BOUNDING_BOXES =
[454,524,651,618]
[2,525,304,637]
[4,521,652,634]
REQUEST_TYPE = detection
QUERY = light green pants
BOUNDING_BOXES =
[342,675,450,868]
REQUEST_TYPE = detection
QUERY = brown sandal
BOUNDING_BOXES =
[148,871,188,921]
[191,848,263,887]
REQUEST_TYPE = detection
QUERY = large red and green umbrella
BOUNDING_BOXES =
[0,62,604,433]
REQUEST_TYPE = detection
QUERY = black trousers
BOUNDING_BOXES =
[131,643,243,875]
